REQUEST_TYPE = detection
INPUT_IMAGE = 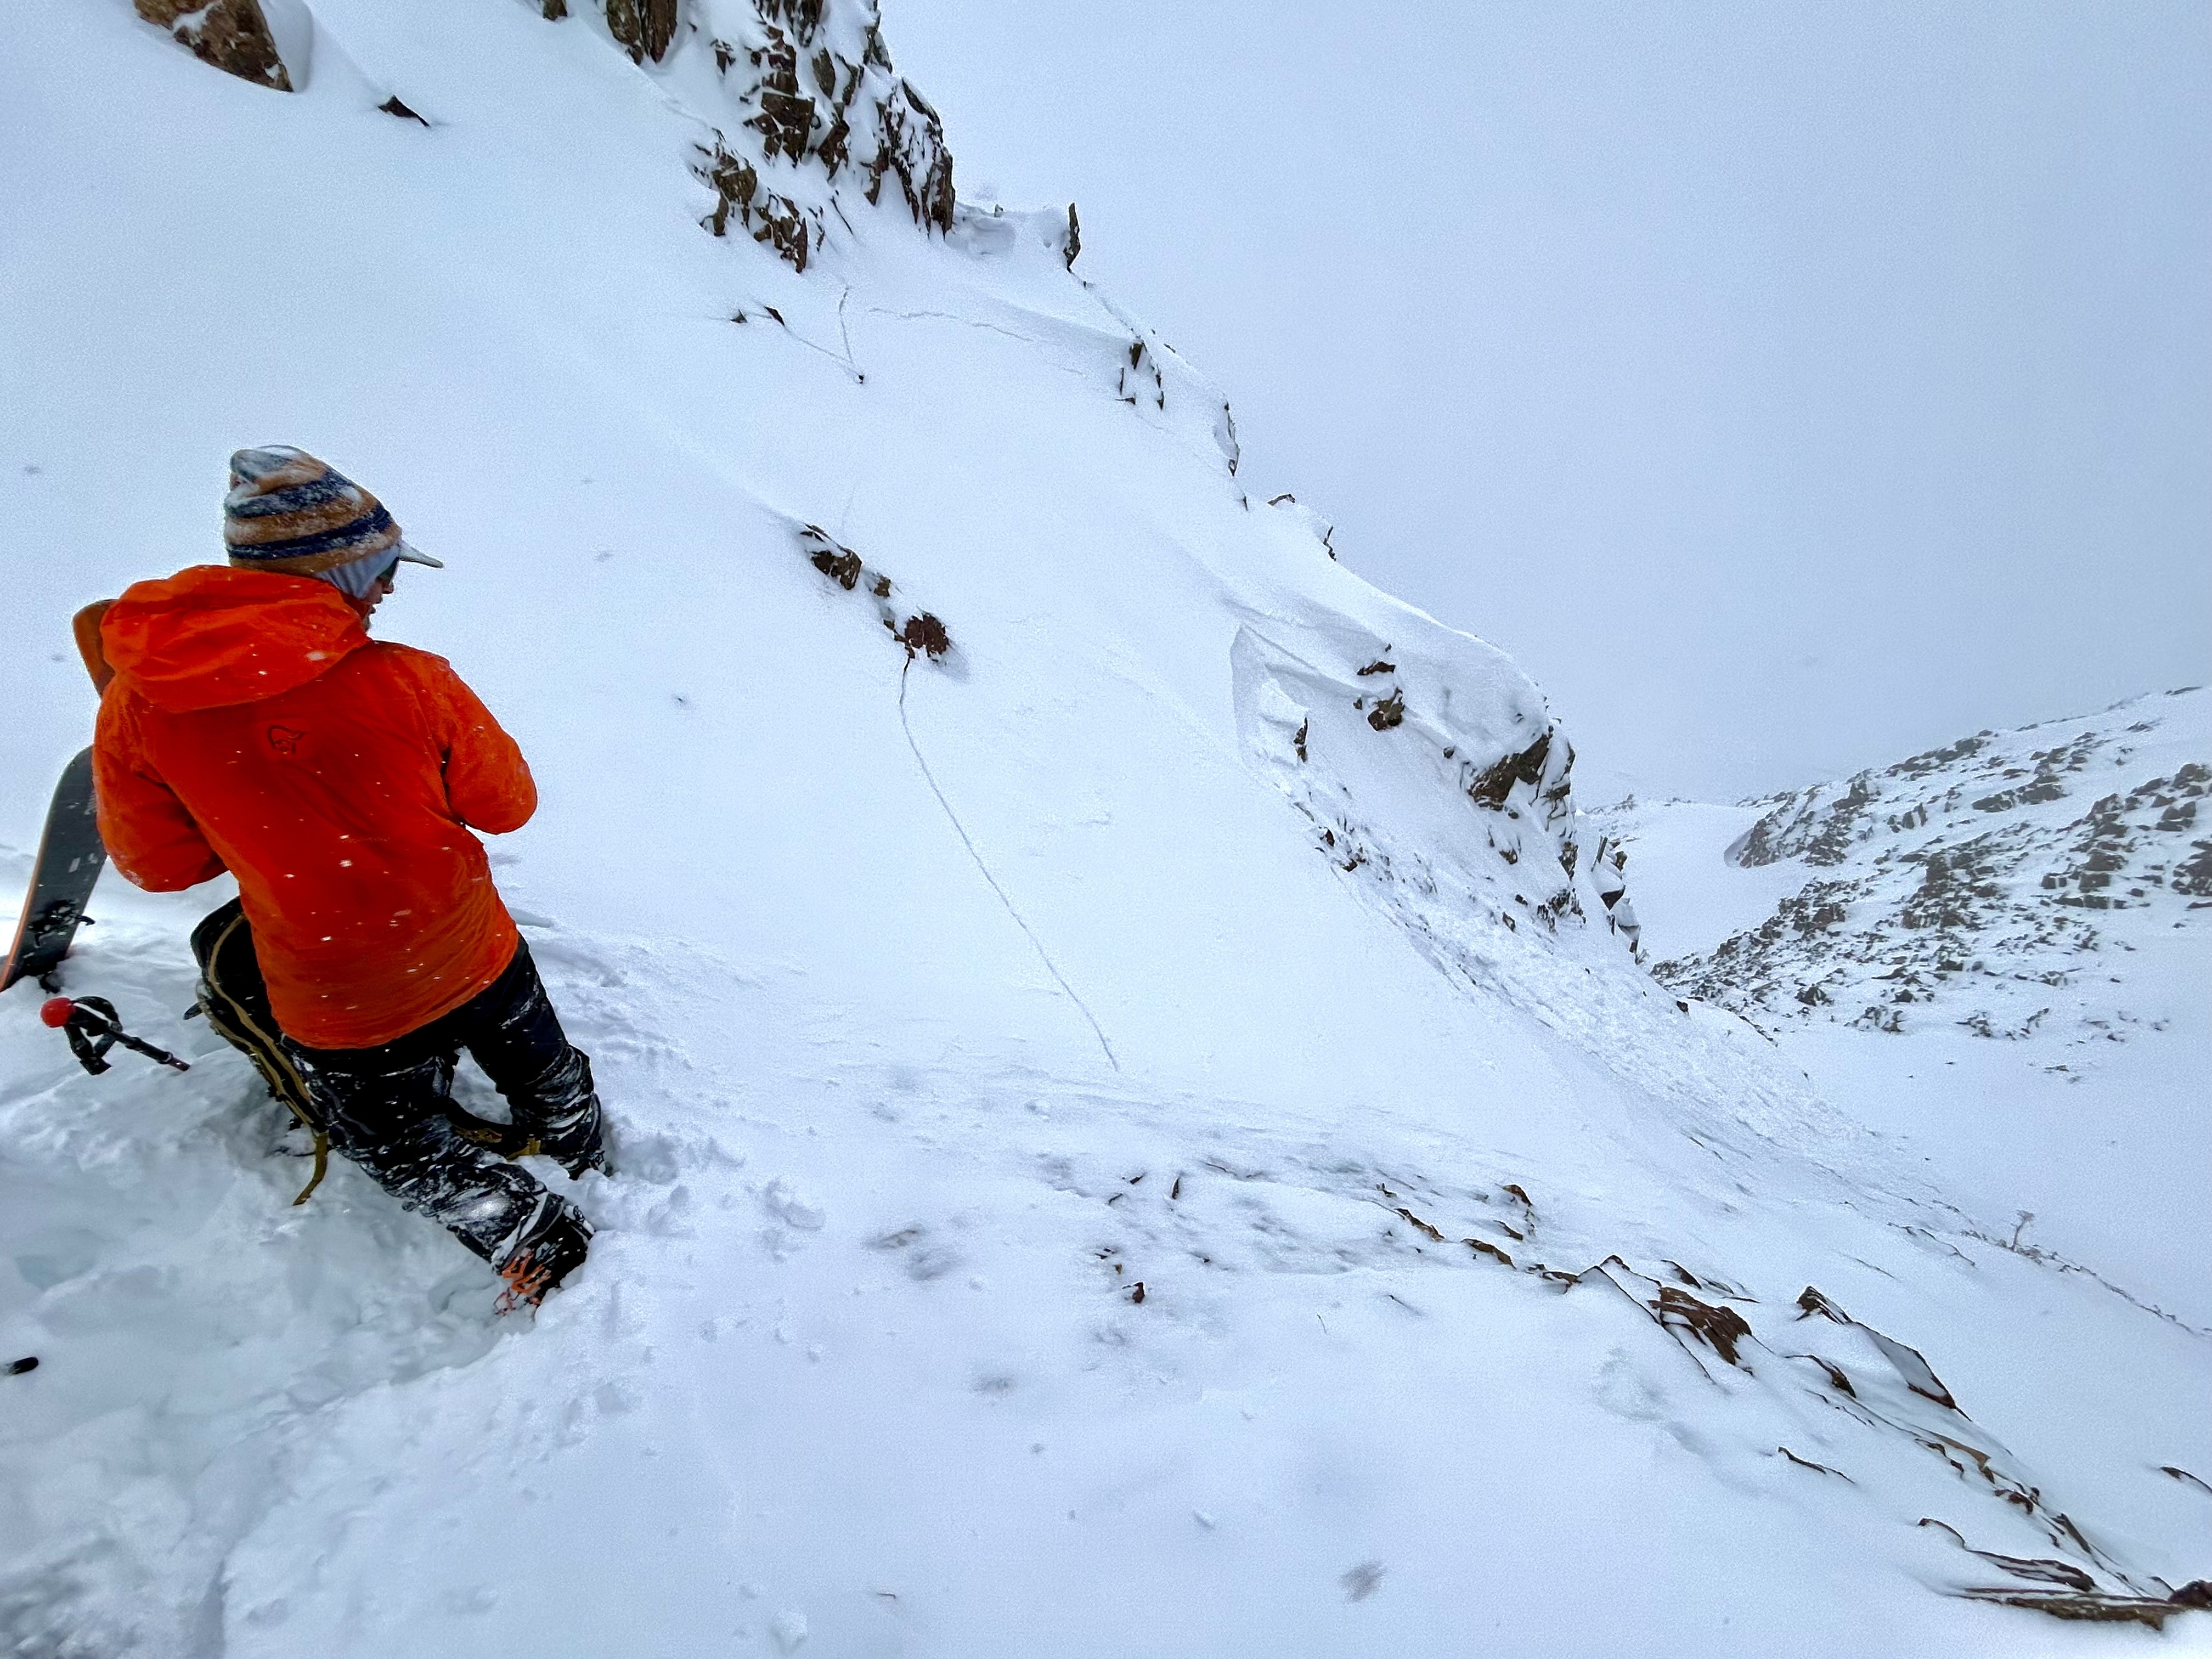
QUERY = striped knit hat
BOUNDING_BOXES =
[223,447,442,575]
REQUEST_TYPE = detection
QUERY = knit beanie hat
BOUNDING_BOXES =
[223,447,443,576]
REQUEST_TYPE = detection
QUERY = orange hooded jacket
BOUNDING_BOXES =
[92,565,535,1049]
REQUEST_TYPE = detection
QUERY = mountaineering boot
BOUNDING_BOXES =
[494,1194,594,1312]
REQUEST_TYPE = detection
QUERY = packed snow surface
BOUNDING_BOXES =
[3,4,2207,1655]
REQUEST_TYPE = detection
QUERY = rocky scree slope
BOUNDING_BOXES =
[1654,687,2211,1042]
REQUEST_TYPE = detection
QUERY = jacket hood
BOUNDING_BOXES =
[102,565,369,713]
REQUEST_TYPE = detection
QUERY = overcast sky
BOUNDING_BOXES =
[891,1,2211,802]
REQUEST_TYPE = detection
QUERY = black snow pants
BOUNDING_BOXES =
[278,934,606,1268]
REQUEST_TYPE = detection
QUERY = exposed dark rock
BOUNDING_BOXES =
[689,3,955,272]
[136,0,292,91]
[2176,839,2212,897]
[1365,690,1405,731]
[1116,338,1165,409]
[798,523,953,664]
[604,0,679,64]
[1655,1283,1752,1367]
[1955,1588,2191,1628]
[810,545,861,590]
[895,612,950,661]
[1467,730,1551,808]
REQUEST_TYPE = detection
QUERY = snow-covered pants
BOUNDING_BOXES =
[284,939,603,1266]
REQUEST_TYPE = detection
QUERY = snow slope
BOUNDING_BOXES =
[2,4,2207,1654]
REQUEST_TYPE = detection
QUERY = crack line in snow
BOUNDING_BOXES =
[861,307,1098,386]
[735,294,863,381]
[898,658,1121,1072]
[836,284,861,378]
[865,306,1046,347]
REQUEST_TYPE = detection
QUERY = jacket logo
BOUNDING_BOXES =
[266,724,307,757]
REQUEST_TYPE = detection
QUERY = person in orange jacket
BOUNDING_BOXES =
[92,447,603,1306]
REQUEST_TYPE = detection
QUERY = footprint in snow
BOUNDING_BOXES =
[761,1178,825,1231]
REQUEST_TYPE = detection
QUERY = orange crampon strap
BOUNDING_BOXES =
[494,1252,555,1314]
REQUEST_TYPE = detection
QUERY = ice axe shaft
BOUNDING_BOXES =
[40,995,190,1075]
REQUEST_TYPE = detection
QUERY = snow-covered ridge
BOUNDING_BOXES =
[1645,686,2210,1040]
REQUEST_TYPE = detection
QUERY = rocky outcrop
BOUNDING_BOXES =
[136,0,293,91]
[794,523,954,664]
[539,4,957,271]
[1227,581,1649,1015]
[604,0,679,63]
[585,0,957,272]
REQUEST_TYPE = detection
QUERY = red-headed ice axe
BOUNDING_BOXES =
[40,995,190,1076]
